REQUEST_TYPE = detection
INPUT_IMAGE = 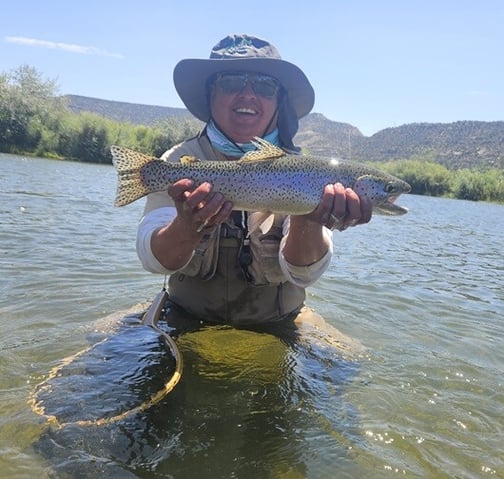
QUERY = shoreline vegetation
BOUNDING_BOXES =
[2,66,503,203]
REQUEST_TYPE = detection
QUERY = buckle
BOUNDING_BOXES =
[220,224,244,239]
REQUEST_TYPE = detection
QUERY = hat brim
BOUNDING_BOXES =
[173,58,315,122]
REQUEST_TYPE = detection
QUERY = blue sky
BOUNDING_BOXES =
[1,0,502,136]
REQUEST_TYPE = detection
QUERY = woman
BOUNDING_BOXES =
[137,34,372,327]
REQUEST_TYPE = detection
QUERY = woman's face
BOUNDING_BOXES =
[209,72,280,144]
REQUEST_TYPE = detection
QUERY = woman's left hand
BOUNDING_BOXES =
[304,182,373,231]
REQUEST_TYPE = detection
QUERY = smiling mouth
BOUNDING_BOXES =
[234,107,257,115]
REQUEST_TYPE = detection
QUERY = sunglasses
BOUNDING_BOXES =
[213,72,280,98]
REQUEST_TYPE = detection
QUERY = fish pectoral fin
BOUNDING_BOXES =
[248,211,275,234]
[239,137,286,163]
[180,155,201,165]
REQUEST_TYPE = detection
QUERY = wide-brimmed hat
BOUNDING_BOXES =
[173,34,315,122]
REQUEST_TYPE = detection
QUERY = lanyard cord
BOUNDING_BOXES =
[235,211,253,282]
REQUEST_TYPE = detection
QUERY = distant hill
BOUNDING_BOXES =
[65,95,504,169]
[297,115,504,169]
[352,121,504,169]
[64,94,193,124]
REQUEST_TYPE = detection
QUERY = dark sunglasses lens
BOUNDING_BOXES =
[216,75,246,94]
[215,73,279,97]
[252,77,278,97]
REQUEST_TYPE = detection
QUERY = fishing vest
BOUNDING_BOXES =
[155,135,306,325]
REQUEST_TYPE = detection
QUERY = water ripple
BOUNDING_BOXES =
[1,155,503,478]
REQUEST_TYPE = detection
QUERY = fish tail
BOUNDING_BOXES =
[110,145,153,206]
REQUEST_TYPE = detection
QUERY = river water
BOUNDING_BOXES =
[1,153,503,478]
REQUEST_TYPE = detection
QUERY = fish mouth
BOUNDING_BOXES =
[375,196,409,216]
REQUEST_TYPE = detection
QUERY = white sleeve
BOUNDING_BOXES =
[278,217,333,288]
[136,206,194,274]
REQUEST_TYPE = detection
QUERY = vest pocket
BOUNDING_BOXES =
[178,227,220,280]
[249,229,286,285]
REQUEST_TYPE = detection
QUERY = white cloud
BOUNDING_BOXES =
[5,36,123,59]
[466,90,486,96]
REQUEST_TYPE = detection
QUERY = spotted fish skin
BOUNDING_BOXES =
[111,139,411,215]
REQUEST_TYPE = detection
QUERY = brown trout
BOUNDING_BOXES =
[111,138,410,215]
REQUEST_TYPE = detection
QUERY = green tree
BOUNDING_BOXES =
[374,159,451,196]
[72,122,109,163]
[451,169,504,202]
[452,169,485,201]
[0,65,62,152]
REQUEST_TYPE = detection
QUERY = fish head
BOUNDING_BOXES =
[353,174,411,215]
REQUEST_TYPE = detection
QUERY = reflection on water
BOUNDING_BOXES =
[1,154,503,478]
[31,311,178,427]
[34,314,362,478]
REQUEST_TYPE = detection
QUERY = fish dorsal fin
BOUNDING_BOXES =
[239,137,286,163]
[180,155,201,165]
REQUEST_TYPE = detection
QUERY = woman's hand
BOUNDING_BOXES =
[284,183,372,267]
[168,179,233,233]
[303,182,372,231]
[150,180,233,270]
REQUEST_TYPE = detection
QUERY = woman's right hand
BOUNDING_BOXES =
[168,179,233,233]
[150,180,233,270]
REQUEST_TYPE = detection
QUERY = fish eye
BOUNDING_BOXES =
[385,182,396,194]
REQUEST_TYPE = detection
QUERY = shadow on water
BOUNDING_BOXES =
[33,308,363,479]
